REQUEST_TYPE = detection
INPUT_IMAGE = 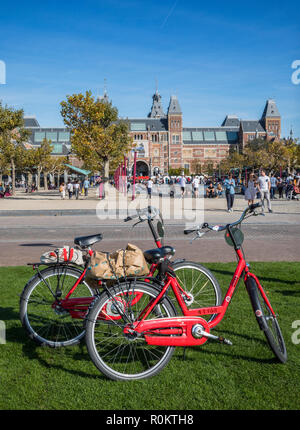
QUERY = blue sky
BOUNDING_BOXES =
[0,0,299,137]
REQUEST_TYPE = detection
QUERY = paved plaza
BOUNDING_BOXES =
[0,188,299,266]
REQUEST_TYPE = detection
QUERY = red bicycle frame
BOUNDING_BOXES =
[124,248,276,347]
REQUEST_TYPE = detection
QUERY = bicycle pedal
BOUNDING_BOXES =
[218,336,233,346]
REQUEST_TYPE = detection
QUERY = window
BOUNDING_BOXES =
[183,131,192,140]
[131,123,146,131]
[51,144,62,154]
[58,131,70,141]
[34,132,46,142]
[46,132,57,142]
[203,131,215,141]
[192,131,203,141]
[227,131,238,142]
[215,131,227,141]
[172,135,180,144]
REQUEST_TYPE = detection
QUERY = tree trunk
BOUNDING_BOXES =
[11,158,16,196]
[28,172,32,188]
[44,171,48,190]
[103,158,110,198]
[37,169,41,190]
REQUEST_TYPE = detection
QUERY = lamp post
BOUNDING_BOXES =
[132,150,137,201]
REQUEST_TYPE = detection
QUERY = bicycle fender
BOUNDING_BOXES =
[245,276,268,332]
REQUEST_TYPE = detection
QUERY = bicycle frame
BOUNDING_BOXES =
[124,242,276,347]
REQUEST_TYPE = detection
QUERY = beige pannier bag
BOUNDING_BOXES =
[86,243,149,286]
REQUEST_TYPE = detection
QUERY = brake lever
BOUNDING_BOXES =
[132,218,144,229]
[190,231,206,244]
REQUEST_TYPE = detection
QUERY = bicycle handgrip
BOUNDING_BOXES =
[249,202,262,211]
[124,216,132,222]
[184,229,197,235]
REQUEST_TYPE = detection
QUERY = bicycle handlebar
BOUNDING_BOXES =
[184,202,262,235]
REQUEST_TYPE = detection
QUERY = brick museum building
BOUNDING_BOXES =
[24,91,281,177]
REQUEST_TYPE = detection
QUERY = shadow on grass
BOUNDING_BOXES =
[20,340,107,380]
[210,268,299,289]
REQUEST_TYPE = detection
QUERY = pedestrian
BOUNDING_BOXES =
[192,176,200,198]
[67,181,73,199]
[216,182,223,198]
[146,178,153,198]
[83,177,90,197]
[244,173,257,206]
[180,175,186,198]
[257,169,272,214]
[277,177,284,199]
[270,174,277,200]
[74,180,80,199]
[223,173,236,212]
[59,182,66,200]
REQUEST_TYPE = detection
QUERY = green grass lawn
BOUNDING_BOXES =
[0,262,300,410]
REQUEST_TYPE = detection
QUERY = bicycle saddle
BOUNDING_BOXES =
[74,234,103,248]
[143,246,175,263]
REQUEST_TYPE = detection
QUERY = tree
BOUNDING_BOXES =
[0,102,29,195]
[35,138,53,190]
[0,152,9,184]
[60,91,133,190]
[47,156,68,187]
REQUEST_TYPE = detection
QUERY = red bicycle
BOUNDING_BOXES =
[20,207,221,347]
[85,203,287,380]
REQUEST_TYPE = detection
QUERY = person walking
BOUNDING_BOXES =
[146,178,153,199]
[67,181,73,199]
[180,175,186,198]
[192,176,200,198]
[270,174,277,200]
[257,169,272,214]
[223,173,236,212]
[277,177,284,199]
[74,180,80,200]
[83,177,90,197]
[244,173,257,206]
[59,182,66,200]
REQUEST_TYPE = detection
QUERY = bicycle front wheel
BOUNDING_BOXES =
[85,281,177,381]
[246,276,287,363]
[172,261,222,322]
[20,265,95,347]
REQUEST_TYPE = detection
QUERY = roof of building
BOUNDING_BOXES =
[261,99,280,119]
[240,120,266,133]
[221,115,240,127]
[127,118,168,132]
[24,116,40,128]
[168,95,182,114]
[182,127,239,145]
[148,90,166,118]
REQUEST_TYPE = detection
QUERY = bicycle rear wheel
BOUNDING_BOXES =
[20,265,94,347]
[85,281,177,381]
[246,276,287,363]
[172,261,222,322]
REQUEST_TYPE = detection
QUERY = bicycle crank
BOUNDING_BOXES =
[192,324,232,346]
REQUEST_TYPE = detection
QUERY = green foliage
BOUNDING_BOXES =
[60,91,133,177]
[168,167,189,176]
[0,102,30,193]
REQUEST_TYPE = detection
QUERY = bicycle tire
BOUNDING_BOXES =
[85,281,177,381]
[246,276,287,363]
[20,265,95,347]
[172,261,222,322]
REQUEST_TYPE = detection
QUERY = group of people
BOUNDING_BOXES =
[0,183,11,198]
[59,178,90,199]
